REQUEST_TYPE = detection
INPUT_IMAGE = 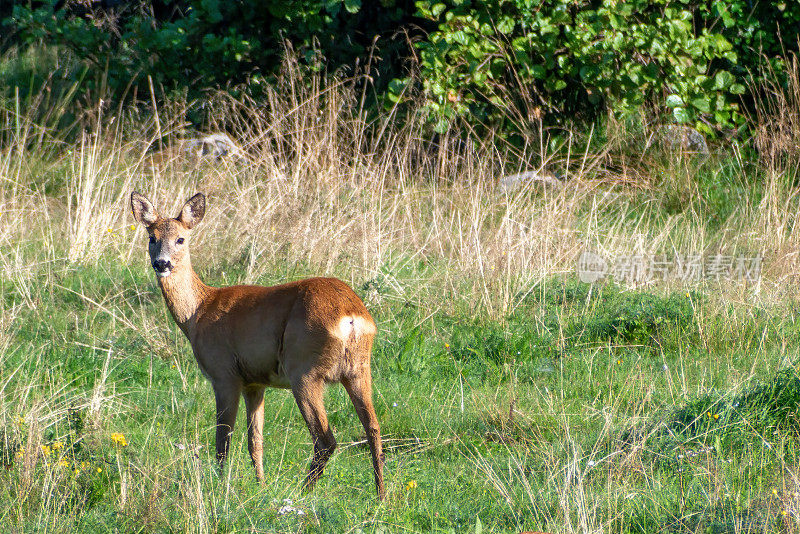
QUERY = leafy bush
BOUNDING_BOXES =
[4,0,417,105]
[4,0,800,138]
[396,0,799,135]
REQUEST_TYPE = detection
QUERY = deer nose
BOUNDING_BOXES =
[152,259,172,272]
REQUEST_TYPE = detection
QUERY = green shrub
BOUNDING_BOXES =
[4,0,799,138]
[4,0,417,106]
[395,0,799,135]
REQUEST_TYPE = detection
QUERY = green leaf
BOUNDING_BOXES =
[673,106,691,123]
[691,97,711,114]
[696,122,715,136]
[531,65,546,79]
[713,110,731,124]
[434,118,450,134]
[714,70,734,90]
[729,83,746,95]
[344,0,361,14]
[723,51,738,63]
[451,30,468,45]
[474,516,483,534]
[387,78,408,102]
[429,81,445,96]
[497,16,514,34]
[712,34,733,52]
[666,94,684,108]
[511,36,528,50]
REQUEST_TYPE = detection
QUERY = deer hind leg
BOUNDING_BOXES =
[243,385,266,482]
[213,382,242,468]
[292,377,337,492]
[342,371,386,500]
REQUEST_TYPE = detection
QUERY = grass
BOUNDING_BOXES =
[3,52,800,533]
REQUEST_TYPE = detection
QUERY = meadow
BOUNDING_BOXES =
[2,57,800,533]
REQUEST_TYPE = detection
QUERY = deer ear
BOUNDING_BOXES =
[131,191,159,226]
[178,193,206,229]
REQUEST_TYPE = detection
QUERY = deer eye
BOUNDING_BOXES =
[148,235,156,244]
[176,237,185,245]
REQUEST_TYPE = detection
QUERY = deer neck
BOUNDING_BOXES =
[157,256,214,338]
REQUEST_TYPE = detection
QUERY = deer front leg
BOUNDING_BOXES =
[214,382,242,468]
[243,385,266,482]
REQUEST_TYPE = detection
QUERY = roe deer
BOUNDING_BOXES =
[130,191,385,499]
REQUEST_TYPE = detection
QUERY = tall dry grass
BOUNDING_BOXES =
[2,56,799,321]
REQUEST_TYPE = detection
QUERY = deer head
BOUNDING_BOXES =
[130,191,206,278]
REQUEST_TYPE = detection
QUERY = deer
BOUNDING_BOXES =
[130,191,385,500]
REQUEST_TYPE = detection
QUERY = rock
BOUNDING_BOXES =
[184,132,244,161]
[498,169,564,193]
[657,125,709,155]
[145,133,246,170]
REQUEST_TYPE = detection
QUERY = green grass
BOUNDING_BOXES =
[3,63,800,531]
[2,254,799,533]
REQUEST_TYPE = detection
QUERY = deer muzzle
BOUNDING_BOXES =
[152,258,173,277]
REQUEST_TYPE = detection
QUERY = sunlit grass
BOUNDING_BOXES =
[2,56,800,532]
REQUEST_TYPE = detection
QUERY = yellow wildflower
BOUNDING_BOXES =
[58,460,70,468]
[96,467,102,473]
[107,227,113,233]
[713,413,720,420]
[52,441,64,450]
[129,224,136,231]
[445,343,450,349]
[41,445,51,457]
[15,450,23,459]
[110,432,128,447]
[406,480,417,491]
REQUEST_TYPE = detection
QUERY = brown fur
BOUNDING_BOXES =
[130,191,385,499]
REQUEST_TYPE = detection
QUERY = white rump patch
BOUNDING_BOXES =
[338,315,375,340]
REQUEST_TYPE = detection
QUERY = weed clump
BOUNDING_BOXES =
[565,289,696,348]
[664,366,800,447]
[616,365,800,467]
